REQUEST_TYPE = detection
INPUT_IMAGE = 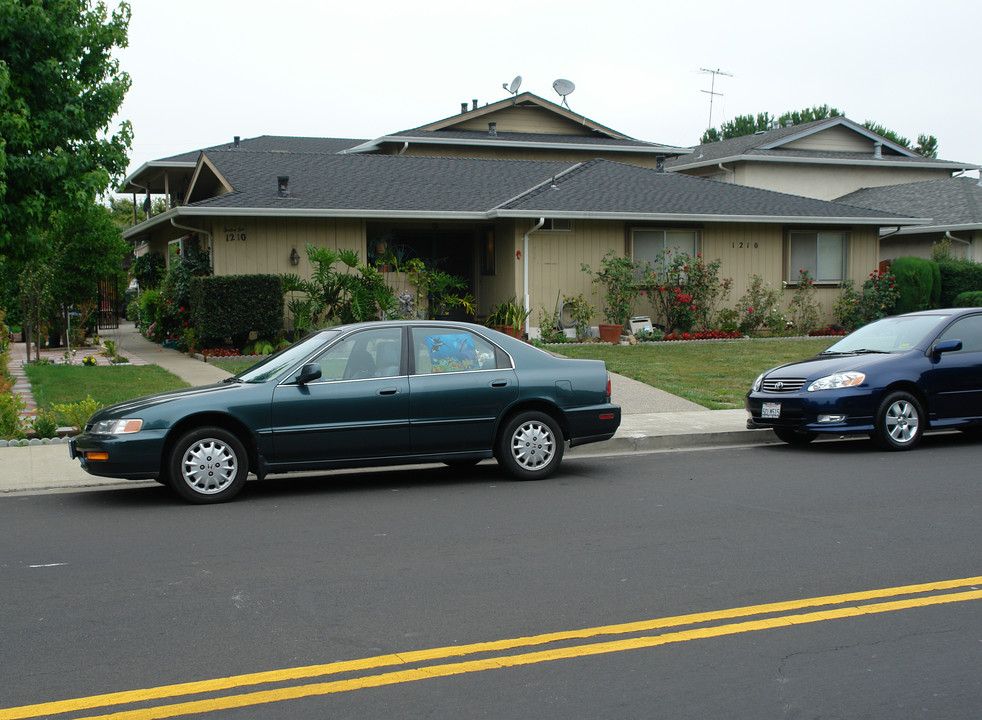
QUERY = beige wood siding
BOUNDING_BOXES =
[453,106,595,135]
[783,126,873,153]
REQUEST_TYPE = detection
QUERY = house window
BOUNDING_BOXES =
[787,231,848,283]
[541,219,572,231]
[631,228,699,265]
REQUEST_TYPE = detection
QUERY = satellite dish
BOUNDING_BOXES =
[553,78,575,97]
[503,75,522,95]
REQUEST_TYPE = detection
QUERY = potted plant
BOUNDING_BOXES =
[582,251,640,343]
[405,259,475,320]
[486,297,531,338]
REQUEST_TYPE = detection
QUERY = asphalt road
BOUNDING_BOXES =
[2,434,981,719]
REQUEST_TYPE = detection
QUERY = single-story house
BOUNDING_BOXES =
[121,93,925,334]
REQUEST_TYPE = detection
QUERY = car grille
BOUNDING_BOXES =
[762,377,806,393]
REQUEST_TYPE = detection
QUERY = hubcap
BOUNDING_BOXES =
[181,439,238,494]
[885,401,919,444]
[510,420,556,471]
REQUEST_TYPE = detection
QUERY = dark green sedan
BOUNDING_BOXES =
[70,321,621,503]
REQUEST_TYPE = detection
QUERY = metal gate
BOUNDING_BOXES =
[98,278,119,330]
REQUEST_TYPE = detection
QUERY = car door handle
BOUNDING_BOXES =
[490,379,510,388]
[377,387,401,396]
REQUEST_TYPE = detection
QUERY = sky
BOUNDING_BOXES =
[112,0,981,179]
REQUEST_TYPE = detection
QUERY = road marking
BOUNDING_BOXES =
[3,575,980,720]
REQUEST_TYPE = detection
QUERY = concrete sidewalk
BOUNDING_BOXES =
[0,324,772,495]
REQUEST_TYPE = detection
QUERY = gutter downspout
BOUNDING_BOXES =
[170,217,214,271]
[945,231,972,261]
[398,142,409,156]
[523,218,545,338]
[717,163,733,182]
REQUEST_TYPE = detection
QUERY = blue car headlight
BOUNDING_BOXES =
[807,371,865,392]
[90,418,144,434]
[752,373,764,392]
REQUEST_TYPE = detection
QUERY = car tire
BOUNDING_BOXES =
[773,427,819,445]
[495,411,564,480]
[872,391,924,451]
[168,426,249,503]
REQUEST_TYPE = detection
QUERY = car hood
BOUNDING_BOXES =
[89,381,245,421]
[764,351,902,379]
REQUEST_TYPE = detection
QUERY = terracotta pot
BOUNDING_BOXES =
[598,323,623,343]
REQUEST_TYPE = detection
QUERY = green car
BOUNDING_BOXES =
[70,321,621,503]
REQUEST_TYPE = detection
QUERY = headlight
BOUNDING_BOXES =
[90,418,143,434]
[752,373,764,392]
[807,371,865,392]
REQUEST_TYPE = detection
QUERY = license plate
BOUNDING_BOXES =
[762,403,781,419]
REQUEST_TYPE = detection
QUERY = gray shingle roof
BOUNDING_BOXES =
[186,151,916,223]
[836,177,982,228]
[383,129,679,150]
[158,135,366,162]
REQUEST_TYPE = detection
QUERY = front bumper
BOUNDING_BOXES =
[745,390,875,435]
[69,430,167,480]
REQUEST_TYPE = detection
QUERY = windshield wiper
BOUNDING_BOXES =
[221,377,245,384]
[850,348,890,354]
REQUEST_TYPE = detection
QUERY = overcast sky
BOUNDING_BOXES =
[113,0,981,178]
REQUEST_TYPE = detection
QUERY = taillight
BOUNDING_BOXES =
[606,373,612,400]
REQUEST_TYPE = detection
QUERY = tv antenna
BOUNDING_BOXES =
[699,67,733,130]
[552,78,575,110]
[502,75,522,96]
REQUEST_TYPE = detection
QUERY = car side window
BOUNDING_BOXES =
[311,328,404,381]
[938,316,982,354]
[411,328,499,374]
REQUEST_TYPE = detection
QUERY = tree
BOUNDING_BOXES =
[107,195,168,228]
[699,105,938,157]
[0,0,133,260]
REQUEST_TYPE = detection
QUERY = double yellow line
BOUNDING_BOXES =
[4,575,981,720]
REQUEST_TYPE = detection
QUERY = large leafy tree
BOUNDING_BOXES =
[700,105,938,158]
[0,0,133,260]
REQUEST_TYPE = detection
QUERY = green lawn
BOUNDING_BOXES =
[24,364,189,411]
[554,337,835,409]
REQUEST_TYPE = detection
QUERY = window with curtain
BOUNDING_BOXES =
[787,230,847,283]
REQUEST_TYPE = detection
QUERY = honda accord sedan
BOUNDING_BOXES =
[746,308,982,450]
[70,321,621,503]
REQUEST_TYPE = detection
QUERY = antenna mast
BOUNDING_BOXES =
[699,67,733,130]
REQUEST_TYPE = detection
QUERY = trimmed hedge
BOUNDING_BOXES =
[890,256,940,313]
[954,291,982,307]
[190,275,284,347]
[938,259,982,307]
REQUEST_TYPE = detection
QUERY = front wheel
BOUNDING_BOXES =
[872,391,924,451]
[495,411,564,480]
[167,427,249,503]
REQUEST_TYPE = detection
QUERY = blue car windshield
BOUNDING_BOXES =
[823,315,948,354]
[235,330,341,383]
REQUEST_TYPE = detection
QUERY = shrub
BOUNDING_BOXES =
[734,275,783,335]
[582,250,640,326]
[51,396,103,430]
[30,410,59,439]
[0,379,26,440]
[954,291,982,307]
[786,270,820,334]
[832,269,901,331]
[938,259,982,307]
[639,251,732,333]
[190,274,284,349]
[891,256,940,313]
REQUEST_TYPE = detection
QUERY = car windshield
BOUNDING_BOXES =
[822,315,949,355]
[234,330,340,383]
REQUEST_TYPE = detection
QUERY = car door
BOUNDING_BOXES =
[407,326,519,454]
[270,327,410,464]
[928,314,982,420]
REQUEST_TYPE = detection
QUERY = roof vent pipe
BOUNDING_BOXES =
[277,176,289,197]
[873,141,883,159]
[656,156,665,173]
[472,99,478,111]
[234,136,240,147]
[489,122,497,137]
[461,102,467,114]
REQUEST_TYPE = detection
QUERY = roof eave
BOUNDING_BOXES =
[362,135,690,155]
[120,160,197,193]
[882,221,982,236]
[669,155,979,172]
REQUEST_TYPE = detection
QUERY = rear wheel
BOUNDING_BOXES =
[773,427,818,445]
[168,426,248,503]
[872,391,923,450]
[495,411,564,480]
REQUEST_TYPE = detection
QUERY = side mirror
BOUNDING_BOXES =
[296,363,322,385]
[933,339,962,358]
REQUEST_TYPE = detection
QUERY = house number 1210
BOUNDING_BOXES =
[732,242,759,249]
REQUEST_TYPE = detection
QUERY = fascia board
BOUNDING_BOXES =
[366,134,690,155]
[672,155,978,172]
[491,209,928,226]
[883,222,982,236]
[121,160,197,193]
[186,155,234,200]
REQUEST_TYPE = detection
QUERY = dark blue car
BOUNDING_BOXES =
[746,308,982,449]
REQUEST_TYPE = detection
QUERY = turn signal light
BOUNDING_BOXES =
[84,452,110,462]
